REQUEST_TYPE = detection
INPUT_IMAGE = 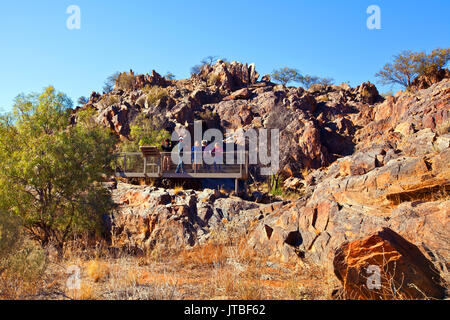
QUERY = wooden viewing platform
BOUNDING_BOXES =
[114,147,249,192]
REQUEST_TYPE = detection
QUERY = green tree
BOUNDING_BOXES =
[120,114,171,152]
[375,48,450,88]
[375,51,424,88]
[0,86,117,252]
[299,75,319,88]
[317,77,335,86]
[271,67,303,86]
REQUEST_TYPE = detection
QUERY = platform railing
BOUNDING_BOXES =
[114,151,248,179]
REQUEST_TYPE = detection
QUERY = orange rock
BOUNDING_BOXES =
[333,228,445,300]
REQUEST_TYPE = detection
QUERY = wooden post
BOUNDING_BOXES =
[235,179,239,194]
[143,156,147,176]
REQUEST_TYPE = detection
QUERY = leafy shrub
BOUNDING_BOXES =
[77,96,88,105]
[4,240,47,283]
[272,68,334,88]
[0,212,22,260]
[272,67,303,86]
[0,213,47,299]
[99,95,120,108]
[116,72,136,91]
[207,73,220,86]
[144,86,169,106]
[76,106,98,128]
[191,56,220,75]
[269,175,284,197]
[120,114,170,152]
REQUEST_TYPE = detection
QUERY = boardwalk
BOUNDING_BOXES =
[114,147,249,192]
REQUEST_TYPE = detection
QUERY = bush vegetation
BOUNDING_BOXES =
[375,48,450,88]
[0,211,48,299]
[99,95,120,108]
[271,67,334,88]
[0,86,117,253]
[115,72,137,91]
[143,86,169,106]
[207,73,220,86]
[120,113,170,152]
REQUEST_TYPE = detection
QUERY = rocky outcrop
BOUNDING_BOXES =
[410,68,450,90]
[354,81,383,105]
[248,79,450,298]
[76,62,449,298]
[109,183,281,254]
[354,79,450,145]
[197,61,260,91]
[74,62,389,176]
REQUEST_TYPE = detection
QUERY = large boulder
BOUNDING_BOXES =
[353,81,383,105]
[199,61,260,91]
[333,228,446,300]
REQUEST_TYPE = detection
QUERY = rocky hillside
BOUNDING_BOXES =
[249,78,449,299]
[74,61,385,175]
[77,62,449,299]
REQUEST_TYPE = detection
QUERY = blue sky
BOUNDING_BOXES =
[0,0,449,111]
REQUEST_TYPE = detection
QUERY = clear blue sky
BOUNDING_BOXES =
[1,0,449,111]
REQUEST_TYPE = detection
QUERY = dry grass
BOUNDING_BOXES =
[177,243,228,268]
[1,232,337,300]
[86,260,110,283]
[77,282,99,300]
